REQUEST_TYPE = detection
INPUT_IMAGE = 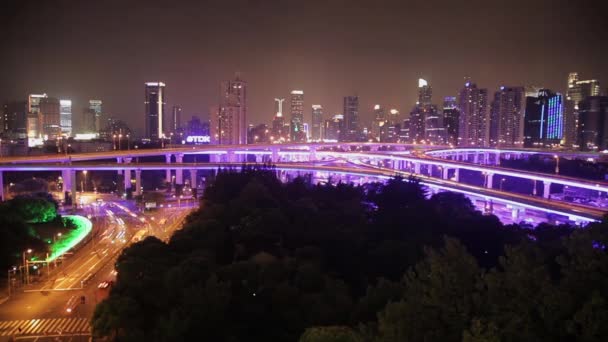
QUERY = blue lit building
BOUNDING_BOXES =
[523,89,563,148]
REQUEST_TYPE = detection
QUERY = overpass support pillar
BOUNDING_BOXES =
[271,147,279,163]
[495,152,501,165]
[543,181,552,199]
[442,167,449,180]
[511,207,524,222]
[135,169,142,196]
[454,168,460,182]
[309,147,317,162]
[123,158,132,191]
[414,163,421,174]
[116,157,123,175]
[175,154,184,185]
[483,152,489,164]
[486,173,494,189]
[226,151,236,163]
[190,170,197,189]
[165,154,172,183]
[473,153,479,164]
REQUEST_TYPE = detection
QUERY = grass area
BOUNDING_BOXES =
[46,215,92,262]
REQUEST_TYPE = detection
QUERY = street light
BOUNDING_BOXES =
[23,249,32,284]
[119,134,123,150]
[500,178,506,191]
[54,232,62,243]
[553,155,560,174]
[127,134,131,150]
[82,170,88,192]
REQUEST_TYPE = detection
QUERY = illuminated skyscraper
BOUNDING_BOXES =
[523,89,563,148]
[171,105,182,133]
[490,86,525,147]
[418,78,432,107]
[89,100,103,132]
[290,90,305,142]
[323,114,343,141]
[458,82,489,146]
[343,96,359,141]
[211,76,247,145]
[144,82,166,140]
[40,97,61,140]
[408,106,425,143]
[564,73,600,147]
[27,93,47,138]
[311,105,323,141]
[60,99,72,137]
[272,98,286,142]
[442,97,459,146]
[577,96,608,150]
[371,104,386,140]
[386,109,400,142]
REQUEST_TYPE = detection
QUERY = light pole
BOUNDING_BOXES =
[54,232,62,243]
[22,249,32,285]
[82,170,88,192]
[119,134,123,150]
[113,134,117,150]
[500,178,506,191]
[127,134,131,150]
[554,155,560,174]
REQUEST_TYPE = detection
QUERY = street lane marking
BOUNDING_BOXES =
[0,318,91,336]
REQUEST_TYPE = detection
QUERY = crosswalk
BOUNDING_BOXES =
[0,318,90,337]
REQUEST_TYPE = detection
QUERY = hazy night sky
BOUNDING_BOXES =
[1,0,607,136]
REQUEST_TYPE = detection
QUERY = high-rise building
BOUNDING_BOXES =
[458,82,489,146]
[311,105,323,141]
[490,86,525,147]
[60,99,72,137]
[186,116,209,137]
[371,104,386,141]
[408,106,425,143]
[564,73,601,147]
[89,100,103,132]
[290,90,305,142]
[343,96,359,141]
[523,89,563,148]
[386,109,400,142]
[424,105,444,144]
[144,82,166,140]
[323,114,343,141]
[418,78,432,107]
[271,98,286,142]
[442,97,459,146]
[1,101,27,139]
[40,97,61,140]
[171,105,182,133]
[577,96,608,150]
[211,76,247,145]
[27,94,47,139]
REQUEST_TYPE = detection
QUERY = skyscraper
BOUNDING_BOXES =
[27,94,47,139]
[343,96,359,141]
[40,97,61,140]
[490,86,525,147]
[272,98,286,142]
[211,76,247,145]
[564,73,601,147]
[144,82,166,140]
[290,90,305,142]
[311,105,323,141]
[1,101,27,139]
[418,78,432,106]
[89,100,103,132]
[523,89,563,148]
[386,109,400,142]
[458,82,489,146]
[408,106,425,143]
[60,99,72,137]
[323,114,343,141]
[442,97,459,146]
[371,104,386,141]
[171,105,182,133]
[577,96,608,150]
[424,105,444,144]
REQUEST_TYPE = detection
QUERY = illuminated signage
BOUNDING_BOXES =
[185,135,210,144]
[28,138,44,147]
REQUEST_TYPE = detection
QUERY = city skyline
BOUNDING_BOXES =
[1,0,607,135]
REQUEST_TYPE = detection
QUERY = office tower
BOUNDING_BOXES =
[371,104,386,141]
[400,117,410,142]
[89,100,103,132]
[577,96,608,150]
[39,97,61,139]
[323,114,343,141]
[27,94,47,138]
[343,96,359,141]
[311,105,323,141]
[60,99,72,137]
[490,86,525,147]
[523,89,564,148]
[458,82,489,146]
[386,109,400,142]
[442,97,459,146]
[171,105,182,133]
[564,73,601,147]
[144,82,166,140]
[271,98,285,141]
[1,101,27,139]
[290,90,305,142]
[424,105,444,144]
[418,78,432,106]
[248,123,269,143]
[408,106,425,143]
[211,76,247,145]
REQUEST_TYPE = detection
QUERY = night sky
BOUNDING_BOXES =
[1,0,607,136]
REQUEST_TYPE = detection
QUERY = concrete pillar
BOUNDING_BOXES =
[511,207,524,221]
[69,170,76,204]
[473,153,479,164]
[165,154,172,183]
[495,152,501,165]
[414,163,421,174]
[190,169,197,189]
[226,151,236,163]
[123,157,132,190]
[135,169,142,195]
[486,173,494,189]
[175,154,184,185]
[116,157,123,175]
[442,167,449,180]
[454,168,460,182]
[271,147,279,162]
[0,171,4,201]
[309,146,317,162]
[543,181,552,199]
[483,152,489,164]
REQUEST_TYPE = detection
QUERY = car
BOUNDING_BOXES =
[64,295,79,314]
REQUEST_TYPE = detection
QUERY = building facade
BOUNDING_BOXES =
[343,96,359,141]
[171,105,182,133]
[27,94,47,139]
[290,90,305,142]
[1,101,27,139]
[442,97,459,146]
[577,96,608,150]
[311,105,323,141]
[60,99,72,137]
[564,73,601,148]
[144,82,166,140]
[40,97,61,140]
[523,89,564,148]
[490,86,525,147]
[458,82,489,146]
[212,76,247,145]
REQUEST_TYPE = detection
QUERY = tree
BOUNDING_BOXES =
[299,326,363,342]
